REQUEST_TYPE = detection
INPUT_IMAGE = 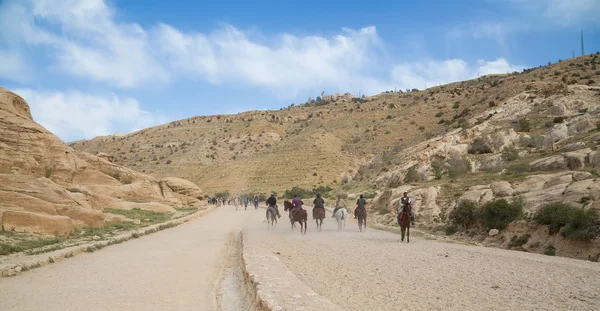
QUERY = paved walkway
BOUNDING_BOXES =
[0,206,257,311]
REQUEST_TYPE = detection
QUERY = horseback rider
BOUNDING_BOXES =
[397,192,416,225]
[354,194,366,219]
[332,194,346,219]
[266,194,281,218]
[291,194,304,219]
[312,194,325,220]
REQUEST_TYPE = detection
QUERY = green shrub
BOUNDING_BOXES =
[508,234,531,248]
[45,167,54,178]
[534,203,575,234]
[517,118,531,132]
[544,245,556,256]
[552,116,564,123]
[449,200,479,228]
[501,146,519,162]
[468,137,493,154]
[445,226,458,236]
[481,199,523,229]
[560,208,599,241]
[363,192,377,199]
[453,102,460,109]
[446,156,472,179]
[597,122,600,131]
[435,112,443,118]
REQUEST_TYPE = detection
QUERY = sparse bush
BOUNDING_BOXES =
[121,175,133,184]
[386,115,393,120]
[404,166,425,182]
[435,112,443,118]
[481,198,523,230]
[445,226,458,236]
[453,102,460,109]
[166,160,172,164]
[544,245,556,256]
[468,137,493,154]
[501,146,519,162]
[446,156,472,179]
[109,171,121,180]
[508,234,530,248]
[517,118,531,132]
[505,162,530,176]
[44,167,54,178]
[553,116,564,123]
[431,161,444,179]
[449,200,479,228]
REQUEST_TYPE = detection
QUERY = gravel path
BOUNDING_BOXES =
[244,210,600,311]
[0,207,257,311]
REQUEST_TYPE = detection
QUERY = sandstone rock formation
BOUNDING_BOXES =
[0,87,205,235]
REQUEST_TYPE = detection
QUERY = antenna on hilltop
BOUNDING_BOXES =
[581,30,585,56]
[572,51,575,58]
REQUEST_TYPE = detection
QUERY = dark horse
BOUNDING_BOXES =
[314,207,325,231]
[398,205,412,242]
[266,206,277,230]
[284,201,307,234]
[355,206,367,232]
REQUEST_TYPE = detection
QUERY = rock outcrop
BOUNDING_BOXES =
[0,87,205,235]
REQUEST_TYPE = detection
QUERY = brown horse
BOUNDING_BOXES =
[284,201,307,234]
[355,207,367,232]
[398,205,412,242]
[313,207,326,231]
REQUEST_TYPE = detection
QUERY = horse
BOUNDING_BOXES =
[266,206,277,230]
[398,205,412,243]
[333,208,348,231]
[314,207,326,231]
[284,201,307,234]
[355,207,367,232]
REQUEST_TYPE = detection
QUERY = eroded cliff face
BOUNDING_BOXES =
[0,87,205,236]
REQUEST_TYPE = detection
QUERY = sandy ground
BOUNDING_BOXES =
[244,210,600,311]
[0,206,257,311]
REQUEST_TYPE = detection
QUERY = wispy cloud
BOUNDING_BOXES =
[505,0,600,26]
[15,89,167,142]
[390,58,523,90]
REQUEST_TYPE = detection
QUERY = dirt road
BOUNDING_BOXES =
[244,210,600,311]
[0,207,257,311]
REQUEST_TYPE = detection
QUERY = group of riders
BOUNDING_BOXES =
[211,191,416,226]
[207,195,260,209]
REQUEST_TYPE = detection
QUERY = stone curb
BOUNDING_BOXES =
[0,206,216,278]
[241,231,343,310]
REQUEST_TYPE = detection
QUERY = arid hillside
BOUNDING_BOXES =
[71,53,600,195]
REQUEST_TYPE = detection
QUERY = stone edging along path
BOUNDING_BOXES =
[0,206,216,278]
[239,233,342,310]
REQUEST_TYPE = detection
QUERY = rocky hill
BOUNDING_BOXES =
[0,88,205,237]
[71,54,600,196]
[69,53,600,260]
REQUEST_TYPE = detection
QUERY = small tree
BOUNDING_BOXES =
[446,156,472,179]
[517,118,531,132]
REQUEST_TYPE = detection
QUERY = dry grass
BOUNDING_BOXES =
[70,54,600,195]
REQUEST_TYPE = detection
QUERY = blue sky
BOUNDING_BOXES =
[0,0,599,142]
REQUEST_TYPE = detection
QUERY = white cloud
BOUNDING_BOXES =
[390,58,524,90]
[0,0,167,88]
[0,50,33,83]
[14,89,166,141]
[154,24,386,97]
